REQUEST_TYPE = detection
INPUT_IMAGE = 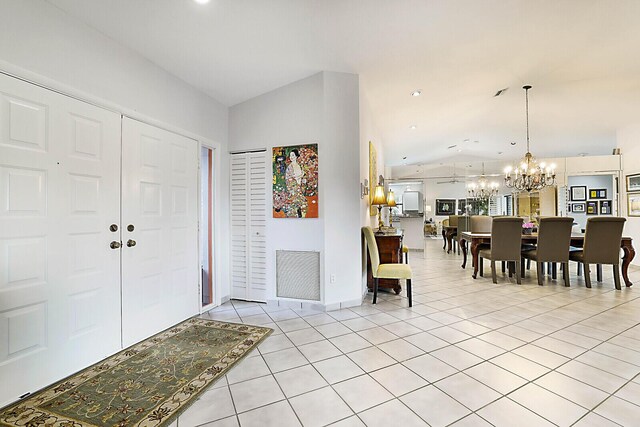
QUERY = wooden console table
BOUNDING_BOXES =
[366,229,404,294]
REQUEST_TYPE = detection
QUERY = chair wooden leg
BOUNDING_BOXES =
[552,263,557,280]
[613,265,621,290]
[596,264,603,282]
[508,261,513,278]
[515,260,522,285]
[536,262,543,286]
[373,277,379,304]
[563,262,570,287]
[491,260,497,284]
[527,259,531,270]
[407,278,413,306]
[584,263,592,288]
[521,258,526,278]
[502,261,506,273]
[479,258,484,277]
[577,262,582,276]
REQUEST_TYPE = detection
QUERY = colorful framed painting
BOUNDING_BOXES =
[436,199,456,216]
[599,200,612,215]
[589,188,607,199]
[586,201,598,215]
[572,203,585,213]
[369,142,378,216]
[570,186,587,201]
[628,193,640,217]
[626,173,640,192]
[272,143,318,218]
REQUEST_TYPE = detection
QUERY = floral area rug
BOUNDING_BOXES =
[0,318,271,427]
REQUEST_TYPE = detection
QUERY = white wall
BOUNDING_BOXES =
[617,124,640,266]
[0,0,232,303]
[229,72,362,308]
[0,0,228,143]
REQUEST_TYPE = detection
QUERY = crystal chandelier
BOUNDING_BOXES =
[467,163,499,201]
[504,85,556,192]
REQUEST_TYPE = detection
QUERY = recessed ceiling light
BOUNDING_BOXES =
[410,90,422,97]
[510,142,517,146]
[193,0,210,4]
[410,125,417,130]
[402,156,407,160]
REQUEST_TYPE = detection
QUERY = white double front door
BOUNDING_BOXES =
[0,74,199,406]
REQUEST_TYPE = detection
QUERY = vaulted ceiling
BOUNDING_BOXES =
[48,0,640,166]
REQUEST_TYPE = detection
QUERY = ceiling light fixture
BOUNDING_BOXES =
[410,90,421,97]
[504,85,556,192]
[410,125,417,130]
[468,163,499,202]
[193,0,211,4]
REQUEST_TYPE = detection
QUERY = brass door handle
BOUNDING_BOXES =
[127,239,137,247]
[110,241,121,249]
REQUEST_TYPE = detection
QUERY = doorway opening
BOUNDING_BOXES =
[200,146,214,307]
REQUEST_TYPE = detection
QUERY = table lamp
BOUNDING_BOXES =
[386,190,397,228]
[371,185,387,230]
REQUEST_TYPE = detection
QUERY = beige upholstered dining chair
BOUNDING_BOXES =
[362,227,413,306]
[522,217,574,287]
[478,217,524,284]
[448,215,460,253]
[569,217,626,289]
[471,215,492,233]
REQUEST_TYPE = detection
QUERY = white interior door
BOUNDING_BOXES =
[121,118,199,347]
[230,151,266,302]
[0,74,121,406]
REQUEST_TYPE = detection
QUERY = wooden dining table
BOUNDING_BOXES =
[442,225,457,253]
[459,232,636,288]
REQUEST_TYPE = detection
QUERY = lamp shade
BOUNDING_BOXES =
[372,185,387,205]
[386,190,397,207]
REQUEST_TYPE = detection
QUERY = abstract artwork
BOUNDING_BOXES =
[273,143,319,218]
[626,173,640,192]
[369,141,378,216]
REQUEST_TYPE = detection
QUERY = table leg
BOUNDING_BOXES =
[461,239,468,269]
[442,229,447,251]
[622,242,635,287]
[471,241,480,279]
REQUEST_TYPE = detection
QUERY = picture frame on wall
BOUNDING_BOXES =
[626,173,640,193]
[600,200,612,215]
[436,199,456,216]
[589,188,607,199]
[628,193,640,217]
[572,203,586,213]
[570,186,587,201]
[586,201,598,215]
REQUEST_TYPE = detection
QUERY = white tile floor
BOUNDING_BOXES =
[175,238,640,426]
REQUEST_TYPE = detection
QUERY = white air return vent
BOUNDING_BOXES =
[276,250,321,301]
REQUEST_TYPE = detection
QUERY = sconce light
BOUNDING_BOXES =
[360,179,369,199]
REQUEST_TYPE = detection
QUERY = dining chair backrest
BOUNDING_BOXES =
[362,226,380,274]
[471,215,492,233]
[490,217,524,260]
[536,217,574,262]
[583,217,626,264]
[448,215,459,227]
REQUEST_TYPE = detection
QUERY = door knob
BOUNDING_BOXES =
[127,239,137,247]
[109,224,118,232]
[110,241,121,249]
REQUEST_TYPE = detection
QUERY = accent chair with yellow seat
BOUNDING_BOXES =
[521,217,574,286]
[569,217,626,289]
[362,226,413,306]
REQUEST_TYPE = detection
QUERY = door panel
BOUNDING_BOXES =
[0,74,121,406]
[121,118,198,347]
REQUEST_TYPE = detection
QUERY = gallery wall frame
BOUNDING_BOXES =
[626,173,640,193]
[589,188,607,199]
[599,200,612,215]
[570,186,587,201]
[586,201,598,215]
[572,203,586,213]
[628,193,640,217]
[436,199,456,216]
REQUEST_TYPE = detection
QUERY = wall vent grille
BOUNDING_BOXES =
[276,250,321,301]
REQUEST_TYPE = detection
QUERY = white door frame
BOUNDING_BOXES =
[199,142,224,312]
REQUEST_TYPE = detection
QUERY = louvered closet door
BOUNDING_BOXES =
[230,151,266,302]
[0,74,121,406]
[121,118,199,347]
